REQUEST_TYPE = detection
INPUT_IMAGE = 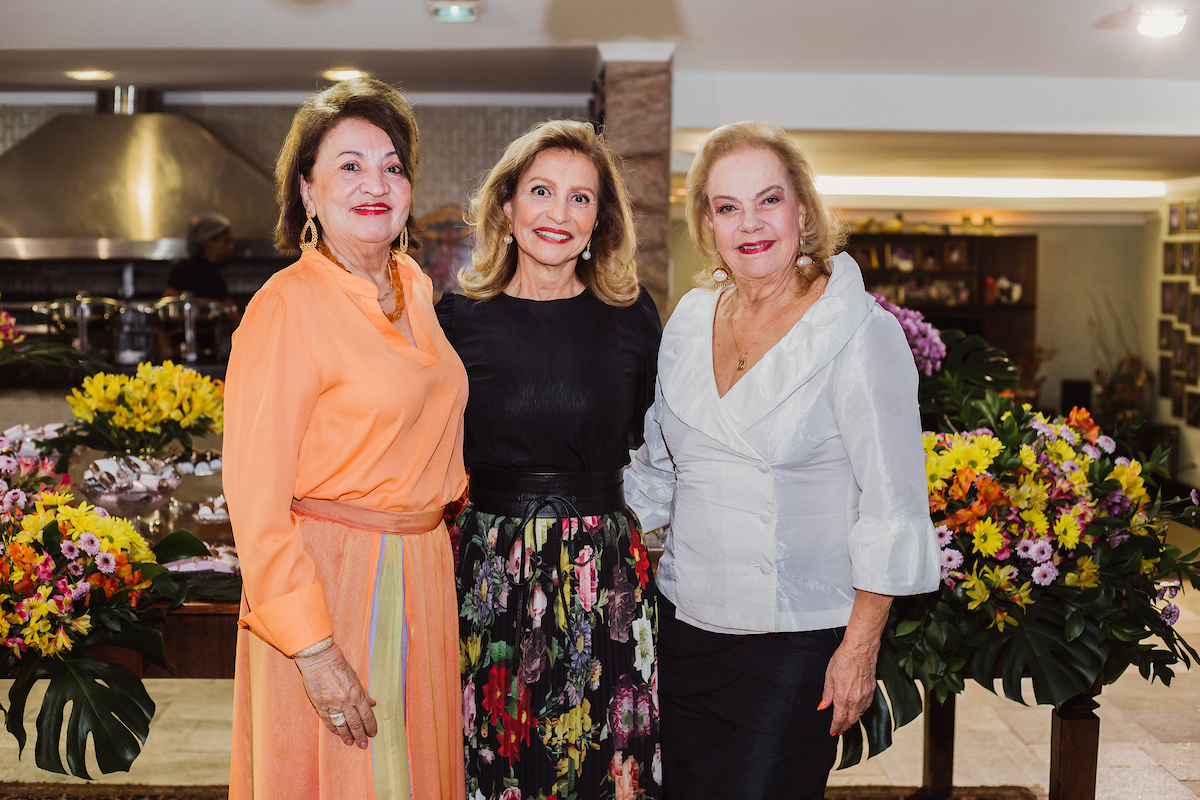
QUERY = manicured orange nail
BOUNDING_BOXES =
[817,699,828,711]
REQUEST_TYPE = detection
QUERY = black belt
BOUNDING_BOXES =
[467,466,626,519]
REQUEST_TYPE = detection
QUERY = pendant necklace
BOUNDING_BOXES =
[319,242,406,322]
[727,297,766,371]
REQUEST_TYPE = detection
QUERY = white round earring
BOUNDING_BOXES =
[712,264,731,287]
[503,232,513,245]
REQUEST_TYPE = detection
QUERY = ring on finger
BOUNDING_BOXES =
[330,711,347,727]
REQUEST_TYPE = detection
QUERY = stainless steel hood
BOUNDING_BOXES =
[0,104,279,259]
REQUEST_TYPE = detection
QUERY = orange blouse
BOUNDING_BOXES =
[223,249,468,655]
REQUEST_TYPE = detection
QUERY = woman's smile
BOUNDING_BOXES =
[738,239,776,254]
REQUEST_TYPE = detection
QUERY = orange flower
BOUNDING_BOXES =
[1066,406,1100,444]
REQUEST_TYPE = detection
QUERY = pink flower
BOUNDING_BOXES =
[529,587,547,624]
[652,743,662,785]
[463,677,476,736]
[79,533,101,557]
[575,546,598,612]
[60,540,79,559]
[940,549,964,570]
[32,554,55,581]
[1030,540,1054,563]
[480,747,495,764]
[0,455,16,474]
[96,552,116,574]
[935,525,953,547]
[500,789,521,800]
[1032,563,1059,586]
[1015,539,1035,560]
[507,537,523,581]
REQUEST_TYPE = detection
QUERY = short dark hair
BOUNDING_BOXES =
[274,78,419,253]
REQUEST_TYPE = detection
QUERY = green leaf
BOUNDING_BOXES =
[34,655,155,778]
[488,641,514,664]
[836,715,864,770]
[970,601,1106,708]
[6,656,54,756]
[1064,612,1085,643]
[895,619,922,637]
[150,530,212,564]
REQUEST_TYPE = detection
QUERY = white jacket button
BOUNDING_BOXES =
[759,511,773,524]
[757,463,770,474]
[760,560,774,574]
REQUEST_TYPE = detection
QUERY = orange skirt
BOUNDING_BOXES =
[229,499,465,800]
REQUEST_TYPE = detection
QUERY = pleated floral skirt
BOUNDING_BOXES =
[454,506,662,800]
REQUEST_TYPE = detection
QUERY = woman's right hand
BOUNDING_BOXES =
[294,642,378,748]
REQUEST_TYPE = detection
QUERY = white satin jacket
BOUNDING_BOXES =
[625,252,939,634]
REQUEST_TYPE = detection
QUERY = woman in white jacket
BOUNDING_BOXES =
[624,121,939,799]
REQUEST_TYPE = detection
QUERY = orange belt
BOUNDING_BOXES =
[291,497,444,535]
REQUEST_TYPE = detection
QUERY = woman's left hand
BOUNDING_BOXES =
[819,639,880,736]
[819,589,894,736]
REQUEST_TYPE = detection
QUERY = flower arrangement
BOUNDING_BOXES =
[46,361,224,464]
[0,305,106,372]
[872,293,946,376]
[1094,351,1151,425]
[0,488,210,777]
[890,394,1199,711]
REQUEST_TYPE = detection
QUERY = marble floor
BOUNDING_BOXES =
[0,591,1197,798]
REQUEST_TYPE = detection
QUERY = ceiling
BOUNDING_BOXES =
[2,0,1198,199]
[1,0,1198,88]
[674,129,1200,181]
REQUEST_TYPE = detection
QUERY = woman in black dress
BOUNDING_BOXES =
[436,120,662,800]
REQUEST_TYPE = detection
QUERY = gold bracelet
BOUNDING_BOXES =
[292,636,334,659]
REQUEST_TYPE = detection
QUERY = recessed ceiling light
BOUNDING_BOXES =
[323,68,368,81]
[426,1,480,22]
[65,69,114,81]
[1138,7,1187,36]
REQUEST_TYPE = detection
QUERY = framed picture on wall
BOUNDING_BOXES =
[1192,296,1200,336]
[1187,200,1200,232]
[1163,282,1177,314]
[1163,318,1177,349]
[1175,329,1187,369]
[1189,392,1200,427]
[1173,374,1186,417]
[1161,355,1174,397]
[918,247,942,271]
[1165,242,1178,274]
[1183,242,1196,275]
[847,244,879,270]
[1170,202,1184,234]
[944,239,968,267]
[1187,343,1198,385]
[886,243,916,272]
[1178,282,1191,322]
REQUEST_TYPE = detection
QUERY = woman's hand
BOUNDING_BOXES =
[820,638,880,736]
[819,589,894,736]
[294,642,378,748]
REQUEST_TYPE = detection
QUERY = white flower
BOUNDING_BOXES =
[632,610,654,681]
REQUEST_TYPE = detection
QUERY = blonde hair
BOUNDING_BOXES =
[460,120,640,307]
[685,120,847,293]
[275,78,419,254]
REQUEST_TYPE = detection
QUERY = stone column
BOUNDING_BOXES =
[596,43,674,318]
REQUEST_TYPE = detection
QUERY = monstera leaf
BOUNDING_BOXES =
[969,600,1106,708]
[6,626,164,778]
[836,641,925,770]
[920,329,1019,433]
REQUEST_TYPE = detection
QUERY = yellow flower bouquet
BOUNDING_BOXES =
[0,491,209,777]
[48,361,223,463]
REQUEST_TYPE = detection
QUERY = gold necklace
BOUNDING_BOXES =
[727,297,766,371]
[319,243,406,322]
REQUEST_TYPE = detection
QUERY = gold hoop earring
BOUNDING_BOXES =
[711,260,732,288]
[299,211,319,252]
[580,240,592,261]
[398,226,408,256]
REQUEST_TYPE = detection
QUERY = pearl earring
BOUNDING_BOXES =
[503,232,513,245]
[712,264,732,288]
[580,240,592,261]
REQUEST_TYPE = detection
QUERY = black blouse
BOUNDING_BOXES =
[435,288,662,473]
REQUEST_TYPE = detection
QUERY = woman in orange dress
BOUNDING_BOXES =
[224,78,467,800]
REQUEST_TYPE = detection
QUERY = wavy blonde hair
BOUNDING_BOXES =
[460,120,640,306]
[685,120,847,293]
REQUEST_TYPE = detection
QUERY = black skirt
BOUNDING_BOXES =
[658,597,843,800]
